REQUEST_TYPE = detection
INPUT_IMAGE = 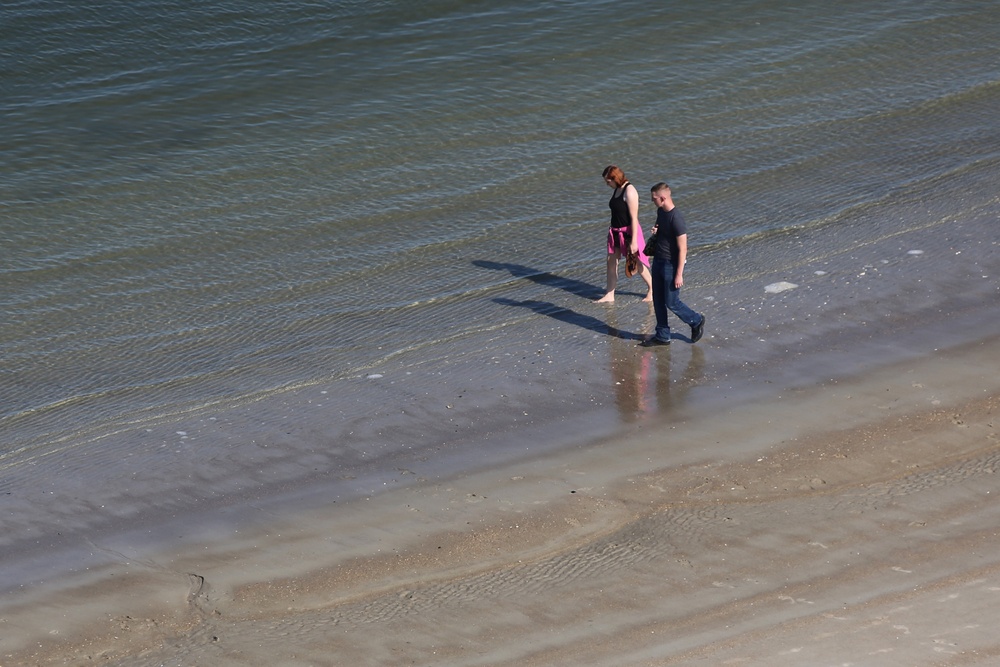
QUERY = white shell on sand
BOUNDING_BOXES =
[764,281,799,294]
[908,249,924,255]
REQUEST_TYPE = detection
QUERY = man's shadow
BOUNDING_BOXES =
[493,298,643,340]
[474,260,651,300]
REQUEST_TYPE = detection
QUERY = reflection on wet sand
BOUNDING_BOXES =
[491,298,706,425]
[607,307,705,422]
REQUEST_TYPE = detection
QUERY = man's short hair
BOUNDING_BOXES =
[650,182,670,193]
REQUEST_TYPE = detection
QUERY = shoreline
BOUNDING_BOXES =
[3,206,999,665]
[5,323,999,665]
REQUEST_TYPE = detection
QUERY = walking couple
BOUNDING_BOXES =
[598,165,705,347]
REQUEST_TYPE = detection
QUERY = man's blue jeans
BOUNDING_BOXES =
[650,257,701,342]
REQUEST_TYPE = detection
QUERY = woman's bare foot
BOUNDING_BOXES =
[595,292,615,303]
[642,291,653,302]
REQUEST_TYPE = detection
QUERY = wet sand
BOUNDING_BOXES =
[4,211,999,666]
[6,333,1000,666]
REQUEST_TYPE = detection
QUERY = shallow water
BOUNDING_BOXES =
[2,0,999,579]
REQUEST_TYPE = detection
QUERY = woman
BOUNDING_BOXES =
[596,165,652,303]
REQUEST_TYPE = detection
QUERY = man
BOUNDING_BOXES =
[640,182,706,346]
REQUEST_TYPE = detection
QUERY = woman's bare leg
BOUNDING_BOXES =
[595,252,619,302]
[638,263,653,302]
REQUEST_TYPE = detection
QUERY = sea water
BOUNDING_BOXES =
[2,0,999,580]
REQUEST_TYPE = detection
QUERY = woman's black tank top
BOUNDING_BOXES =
[608,181,632,229]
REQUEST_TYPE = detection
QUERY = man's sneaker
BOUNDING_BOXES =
[691,316,705,343]
[639,336,671,347]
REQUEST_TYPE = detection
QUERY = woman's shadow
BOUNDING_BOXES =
[474,260,602,299]
[480,260,653,340]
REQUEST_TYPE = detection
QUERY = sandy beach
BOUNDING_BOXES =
[5,3,1000,665]
[4,210,999,666]
[7,334,999,666]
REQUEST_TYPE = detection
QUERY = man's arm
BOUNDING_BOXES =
[675,233,687,288]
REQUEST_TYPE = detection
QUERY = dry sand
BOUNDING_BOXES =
[4,329,999,666]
